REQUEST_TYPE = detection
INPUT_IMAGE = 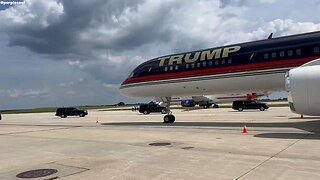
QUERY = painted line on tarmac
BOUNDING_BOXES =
[0,126,81,136]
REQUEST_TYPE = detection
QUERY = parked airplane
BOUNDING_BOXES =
[120,31,320,123]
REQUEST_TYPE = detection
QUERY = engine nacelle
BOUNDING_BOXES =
[181,99,196,107]
[286,65,320,116]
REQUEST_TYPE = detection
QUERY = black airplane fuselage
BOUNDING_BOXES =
[120,31,320,98]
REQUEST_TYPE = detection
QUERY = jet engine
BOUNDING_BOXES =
[286,65,320,116]
[181,99,196,107]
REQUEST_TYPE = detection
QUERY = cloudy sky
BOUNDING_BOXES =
[0,0,320,109]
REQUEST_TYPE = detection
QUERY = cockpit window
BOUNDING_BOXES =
[128,59,160,78]
[128,72,134,78]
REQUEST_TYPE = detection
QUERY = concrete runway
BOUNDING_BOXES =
[0,107,320,179]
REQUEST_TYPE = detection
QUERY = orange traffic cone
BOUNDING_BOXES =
[242,126,248,134]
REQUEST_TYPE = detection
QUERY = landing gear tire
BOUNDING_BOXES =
[164,115,170,123]
[163,115,175,123]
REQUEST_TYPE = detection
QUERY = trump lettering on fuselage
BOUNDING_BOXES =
[158,46,241,67]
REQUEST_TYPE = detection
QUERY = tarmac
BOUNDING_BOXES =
[0,107,320,179]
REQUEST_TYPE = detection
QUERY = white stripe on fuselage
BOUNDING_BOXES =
[121,67,291,88]
[120,67,290,98]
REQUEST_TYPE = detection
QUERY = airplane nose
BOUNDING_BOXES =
[121,78,130,86]
[119,78,145,98]
[119,84,131,97]
[119,79,130,96]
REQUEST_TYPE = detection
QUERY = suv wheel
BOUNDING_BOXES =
[238,107,243,111]
[143,110,149,114]
[213,104,219,108]
[259,107,265,111]
[61,114,66,118]
[79,113,85,117]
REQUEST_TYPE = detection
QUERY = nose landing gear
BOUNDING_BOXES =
[161,97,175,123]
[164,114,175,123]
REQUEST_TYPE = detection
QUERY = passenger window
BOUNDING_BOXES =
[272,52,277,58]
[186,64,189,69]
[280,51,285,57]
[314,47,320,54]
[228,58,232,64]
[202,62,206,67]
[296,49,301,55]
[197,62,201,68]
[208,61,213,66]
[169,66,173,71]
[264,53,269,59]
[164,67,168,72]
[175,66,179,70]
[288,50,293,56]
[250,53,255,60]
[221,59,225,65]
[191,63,195,68]
[215,60,219,65]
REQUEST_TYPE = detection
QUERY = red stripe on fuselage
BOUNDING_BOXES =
[122,56,319,85]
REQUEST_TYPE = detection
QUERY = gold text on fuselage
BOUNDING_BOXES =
[158,46,241,67]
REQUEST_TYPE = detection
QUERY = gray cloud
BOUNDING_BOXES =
[1,0,143,54]
[67,55,144,84]
[7,88,50,98]
[220,0,247,7]
[2,1,320,83]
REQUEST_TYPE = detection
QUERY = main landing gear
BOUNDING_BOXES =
[161,97,175,123]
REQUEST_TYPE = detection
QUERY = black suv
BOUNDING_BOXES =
[232,100,269,111]
[139,104,167,114]
[55,107,88,118]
